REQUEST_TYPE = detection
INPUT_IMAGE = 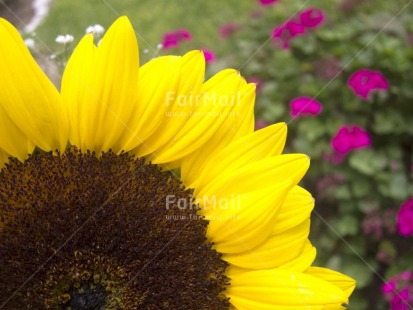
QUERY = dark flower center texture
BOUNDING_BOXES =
[0,148,229,309]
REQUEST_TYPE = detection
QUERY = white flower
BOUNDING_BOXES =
[24,38,35,49]
[85,24,105,36]
[55,34,74,44]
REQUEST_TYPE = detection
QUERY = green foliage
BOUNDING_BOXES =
[219,1,413,309]
[34,0,256,57]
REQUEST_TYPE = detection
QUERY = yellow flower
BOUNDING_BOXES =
[0,16,355,309]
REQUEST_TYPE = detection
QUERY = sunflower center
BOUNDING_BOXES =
[66,282,107,309]
[0,148,229,309]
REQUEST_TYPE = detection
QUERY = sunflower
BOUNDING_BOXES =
[0,16,355,309]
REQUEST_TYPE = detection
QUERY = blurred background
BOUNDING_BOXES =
[1,0,412,309]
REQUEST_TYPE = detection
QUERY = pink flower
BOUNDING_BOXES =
[271,7,324,49]
[383,272,413,310]
[397,198,413,237]
[352,126,371,149]
[202,49,216,63]
[332,127,353,154]
[383,281,397,295]
[290,96,322,118]
[370,71,389,89]
[284,20,306,37]
[299,8,325,28]
[176,28,192,41]
[331,125,371,155]
[401,271,413,281]
[272,25,283,39]
[219,23,240,39]
[272,25,290,49]
[272,21,305,49]
[348,69,389,100]
[161,29,192,50]
[161,32,179,49]
[271,6,326,50]
[258,0,279,6]
[391,289,411,310]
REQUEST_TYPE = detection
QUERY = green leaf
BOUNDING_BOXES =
[335,215,359,236]
[341,256,376,289]
[351,178,372,198]
[388,173,409,200]
[349,150,387,175]
[373,109,406,134]
[335,184,352,200]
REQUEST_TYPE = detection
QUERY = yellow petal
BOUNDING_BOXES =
[61,16,139,153]
[0,18,68,155]
[227,241,316,275]
[202,179,293,253]
[227,268,349,309]
[277,241,316,272]
[0,108,34,160]
[304,267,356,299]
[228,296,346,310]
[151,69,244,163]
[0,148,10,168]
[180,82,255,186]
[272,185,314,235]
[222,220,310,269]
[132,50,205,157]
[183,122,287,189]
[117,55,182,153]
[196,154,310,199]
[61,34,96,147]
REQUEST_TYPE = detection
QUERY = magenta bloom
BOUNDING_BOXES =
[397,198,413,237]
[284,20,306,37]
[383,281,397,294]
[383,272,413,310]
[290,96,322,118]
[272,25,283,39]
[331,125,371,155]
[162,32,179,49]
[162,29,192,49]
[176,28,192,41]
[258,0,279,6]
[272,21,304,49]
[348,69,389,100]
[299,8,325,28]
[391,289,411,310]
[272,25,290,49]
[271,7,324,49]
[219,23,240,39]
[202,49,216,63]
[332,127,353,154]
[351,126,371,149]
